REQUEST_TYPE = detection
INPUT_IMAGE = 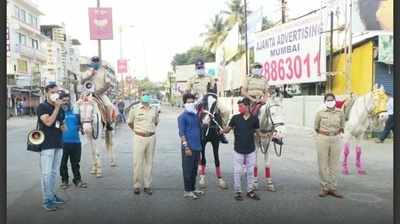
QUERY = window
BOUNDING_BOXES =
[33,16,38,28]
[17,59,28,73]
[20,9,26,22]
[27,13,33,25]
[31,39,39,49]
[14,6,19,18]
[18,33,26,46]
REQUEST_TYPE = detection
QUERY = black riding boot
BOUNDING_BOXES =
[106,122,113,131]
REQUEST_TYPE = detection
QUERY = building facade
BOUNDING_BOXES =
[7,0,47,116]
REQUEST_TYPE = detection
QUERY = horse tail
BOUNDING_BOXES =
[105,130,112,151]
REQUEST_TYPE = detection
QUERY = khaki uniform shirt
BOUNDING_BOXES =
[82,67,111,92]
[186,75,215,96]
[314,108,345,134]
[127,104,159,133]
[242,76,269,98]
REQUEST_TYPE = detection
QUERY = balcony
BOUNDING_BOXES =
[14,44,47,62]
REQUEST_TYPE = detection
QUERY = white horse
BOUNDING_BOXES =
[253,95,286,192]
[341,85,388,175]
[77,95,116,178]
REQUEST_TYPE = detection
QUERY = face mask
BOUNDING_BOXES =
[49,93,59,102]
[91,63,100,70]
[325,100,336,109]
[62,103,71,111]
[141,95,151,104]
[238,105,247,114]
[184,103,197,114]
[196,69,205,76]
[251,68,262,76]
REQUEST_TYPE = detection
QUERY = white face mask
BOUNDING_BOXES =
[184,103,197,114]
[196,69,205,76]
[49,93,59,102]
[325,100,336,109]
[251,68,262,76]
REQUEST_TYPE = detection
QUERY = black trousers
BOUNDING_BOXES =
[379,115,394,141]
[60,143,82,184]
[181,148,200,192]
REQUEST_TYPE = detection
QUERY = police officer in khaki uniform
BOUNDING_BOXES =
[80,56,114,131]
[314,93,345,198]
[186,59,228,144]
[128,94,159,195]
[241,62,269,115]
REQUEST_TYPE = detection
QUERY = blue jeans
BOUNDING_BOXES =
[40,148,63,204]
[181,149,200,192]
[379,115,394,142]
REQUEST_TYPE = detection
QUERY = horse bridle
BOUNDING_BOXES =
[258,103,285,157]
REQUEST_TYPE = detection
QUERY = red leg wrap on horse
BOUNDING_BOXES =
[215,166,222,178]
[265,167,271,178]
[199,165,206,175]
[254,166,258,177]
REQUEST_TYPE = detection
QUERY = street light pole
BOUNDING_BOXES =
[244,0,248,75]
[97,0,102,60]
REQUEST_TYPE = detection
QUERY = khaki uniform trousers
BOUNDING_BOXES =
[315,134,342,191]
[133,134,156,188]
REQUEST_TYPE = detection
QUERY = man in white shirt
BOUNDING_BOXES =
[376,91,394,143]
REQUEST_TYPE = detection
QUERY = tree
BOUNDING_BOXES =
[221,0,251,36]
[171,46,215,67]
[262,16,274,31]
[202,14,228,53]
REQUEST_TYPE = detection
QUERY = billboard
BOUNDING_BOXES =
[255,13,326,86]
[117,59,128,73]
[88,7,114,40]
[223,23,240,61]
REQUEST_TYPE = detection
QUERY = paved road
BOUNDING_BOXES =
[6,107,393,224]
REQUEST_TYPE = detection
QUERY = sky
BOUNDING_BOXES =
[36,0,322,82]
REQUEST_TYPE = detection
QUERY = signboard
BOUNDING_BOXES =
[247,7,263,48]
[223,23,240,61]
[378,35,393,65]
[117,59,128,73]
[88,7,114,40]
[255,13,326,86]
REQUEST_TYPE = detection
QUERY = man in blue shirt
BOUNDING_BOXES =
[178,93,205,199]
[60,93,87,189]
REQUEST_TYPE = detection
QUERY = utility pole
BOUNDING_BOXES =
[119,26,124,97]
[244,0,249,75]
[97,0,102,60]
[281,0,287,23]
[344,0,353,94]
[329,11,334,92]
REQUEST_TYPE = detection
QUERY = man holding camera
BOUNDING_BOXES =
[36,83,66,211]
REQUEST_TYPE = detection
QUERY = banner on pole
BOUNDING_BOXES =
[89,7,113,40]
[255,13,326,86]
[117,59,128,73]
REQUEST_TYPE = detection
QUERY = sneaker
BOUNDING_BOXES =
[53,195,65,204]
[375,139,383,144]
[60,182,69,190]
[43,201,57,211]
[193,190,205,196]
[184,191,199,200]
[246,191,260,200]
[234,192,244,201]
[219,134,229,144]
[74,180,87,188]
[144,188,153,195]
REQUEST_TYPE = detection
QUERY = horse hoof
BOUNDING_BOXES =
[342,168,349,175]
[199,175,207,188]
[110,162,117,167]
[96,173,103,178]
[357,170,367,175]
[266,184,276,192]
[218,179,228,190]
[252,181,259,191]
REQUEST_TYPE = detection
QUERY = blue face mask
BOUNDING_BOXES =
[141,95,151,104]
[90,63,100,70]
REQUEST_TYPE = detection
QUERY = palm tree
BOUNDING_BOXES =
[221,0,251,35]
[202,14,228,53]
